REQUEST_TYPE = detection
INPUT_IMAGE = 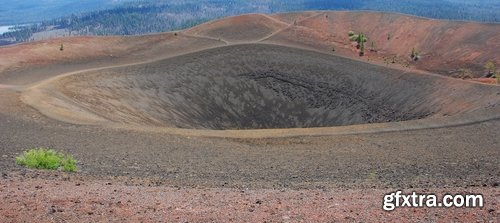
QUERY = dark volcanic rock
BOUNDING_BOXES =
[57,44,497,130]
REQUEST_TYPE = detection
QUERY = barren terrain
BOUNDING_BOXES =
[0,11,499,222]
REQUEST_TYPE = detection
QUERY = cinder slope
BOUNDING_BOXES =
[268,11,500,76]
[1,11,499,81]
[23,44,500,134]
[184,14,288,43]
[0,11,499,135]
[0,36,125,74]
[0,33,225,85]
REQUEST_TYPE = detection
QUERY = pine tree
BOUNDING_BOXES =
[356,33,363,46]
[370,41,376,52]
[485,61,496,75]
[359,36,365,56]
[347,31,368,53]
[410,48,419,61]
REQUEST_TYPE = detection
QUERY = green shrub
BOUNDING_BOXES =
[16,148,77,172]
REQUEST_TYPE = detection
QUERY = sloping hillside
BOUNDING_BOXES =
[1,11,499,81]
[185,14,289,43]
[267,11,500,77]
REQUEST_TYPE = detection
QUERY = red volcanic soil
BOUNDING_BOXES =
[0,33,225,85]
[185,14,288,43]
[0,36,120,73]
[1,173,498,222]
[1,11,499,79]
[267,11,500,77]
[472,78,499,84]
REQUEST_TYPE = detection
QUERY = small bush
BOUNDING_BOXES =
[16,148,77,172]
[410,48,420,61]
[484,61,496,75]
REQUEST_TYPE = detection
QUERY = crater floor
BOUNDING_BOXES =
[49,44,498,130]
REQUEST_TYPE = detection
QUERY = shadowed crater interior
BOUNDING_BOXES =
[57,44,491,130]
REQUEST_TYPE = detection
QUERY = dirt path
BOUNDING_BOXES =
[179,32,230,45]
[255,13,323,43]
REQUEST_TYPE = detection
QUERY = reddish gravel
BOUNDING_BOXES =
[0,173,498,222]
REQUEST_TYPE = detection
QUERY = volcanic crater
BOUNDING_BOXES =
[48,44,496,130]
[1,11,500,221]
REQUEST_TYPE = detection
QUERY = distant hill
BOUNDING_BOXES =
[1,0,499,45]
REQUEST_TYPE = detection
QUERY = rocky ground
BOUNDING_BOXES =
[0,172,498,222]
[0,85,499,221]
[0,11,499,222]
